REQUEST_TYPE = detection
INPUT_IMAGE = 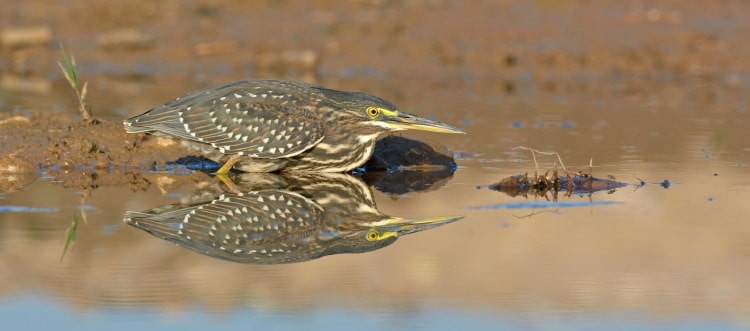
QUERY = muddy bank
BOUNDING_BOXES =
[0,112,192,190]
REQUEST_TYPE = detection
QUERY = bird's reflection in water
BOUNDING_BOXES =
[124,173,461,264]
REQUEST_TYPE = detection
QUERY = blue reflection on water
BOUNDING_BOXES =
[0,206,58,213]
[1,295,747,331]
[467,201,620,210]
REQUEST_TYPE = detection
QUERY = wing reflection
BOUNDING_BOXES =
[124,173,461,264]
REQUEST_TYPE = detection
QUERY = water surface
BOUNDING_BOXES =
[2,1,750,330]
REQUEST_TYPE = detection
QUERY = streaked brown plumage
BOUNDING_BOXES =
[124,79,464,173]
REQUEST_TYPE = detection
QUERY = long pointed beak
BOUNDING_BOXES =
[366,215,463,238]
[385,112,465,134]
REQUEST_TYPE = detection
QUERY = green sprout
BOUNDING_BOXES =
[58,43,98,124]
[61,214,80,262]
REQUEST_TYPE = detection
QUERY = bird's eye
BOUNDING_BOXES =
[366,107,380,118]
[366,229,379,241]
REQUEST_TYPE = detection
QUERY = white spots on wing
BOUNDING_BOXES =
[287,143,293,148]
[262,138,269,144]
[219,96,226,101]
[279,147,285,153]
[247,92,257,98]
[261,93,267,98]
[269,147,277,154]
[257,146,264,152]
[234,93,242,98]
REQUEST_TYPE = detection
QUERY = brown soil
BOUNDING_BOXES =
[0,112,191,190]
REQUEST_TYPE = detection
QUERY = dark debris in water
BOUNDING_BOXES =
[485,147,629,200]
[488,172,628,198]
[166,156,221,172]
[362,135,457,172]
[356,136,457,194]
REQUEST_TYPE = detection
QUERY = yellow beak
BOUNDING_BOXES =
[384,111,465,134]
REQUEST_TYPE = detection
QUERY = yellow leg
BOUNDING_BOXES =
[216,172,242,194]
[216,154,241,174]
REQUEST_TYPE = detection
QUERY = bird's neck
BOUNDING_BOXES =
[287,131,381,172]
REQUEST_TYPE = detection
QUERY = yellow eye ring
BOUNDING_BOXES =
[366,107,380,118]
[366,229,379,241]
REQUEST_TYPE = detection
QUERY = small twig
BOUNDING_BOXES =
[514,146,568,174]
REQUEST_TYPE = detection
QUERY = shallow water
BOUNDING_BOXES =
[2,77,749,330]
[3,2,750,330]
